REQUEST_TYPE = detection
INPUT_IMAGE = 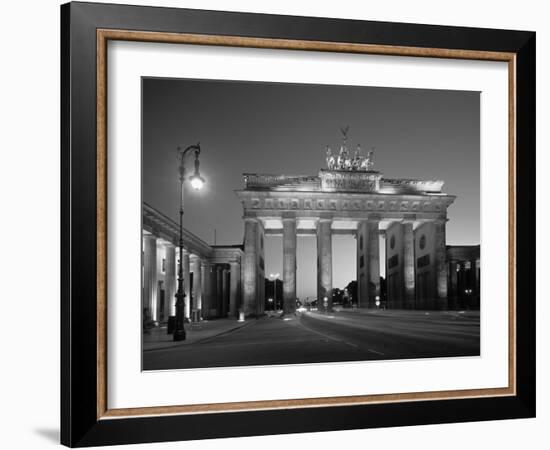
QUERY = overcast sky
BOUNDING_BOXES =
[143,78,480,298]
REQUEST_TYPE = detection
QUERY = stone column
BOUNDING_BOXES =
[368,219,381,305]
[402,221,415,308]
[243,218,258,316]
[475,258,480,295]
[181,249,191,320]
[356,220,369,308]
[282,215,297,314]
[434,218,448,307]
[216,266,223,316]
[471,259,480,291]
[210,264,218,317]
[164,244,177,317]
[317,218,333,312]
[471,258,480,309]
[143,234,157,322]
[201,261,210,319]
[222,268,229,317]
[257,222,266,316]
[191,255,202,319]
[229,261,241,318]
[386,222,404,309]
[449,261,458,310]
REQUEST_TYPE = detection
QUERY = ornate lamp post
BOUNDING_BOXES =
[173,143,205,342]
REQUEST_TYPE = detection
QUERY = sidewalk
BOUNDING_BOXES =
[143,317,257,351]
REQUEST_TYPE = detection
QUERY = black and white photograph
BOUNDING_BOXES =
[141,78,481,371]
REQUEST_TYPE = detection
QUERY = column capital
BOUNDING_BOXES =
[243,214,259,222]
[432,215,448,224]
[401,213,417,223]
[281,212,296,221]
[317,214,333,223]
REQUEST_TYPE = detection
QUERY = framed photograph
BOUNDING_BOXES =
[61,1,535,447]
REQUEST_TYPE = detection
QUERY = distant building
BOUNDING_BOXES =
[447,245,480,310]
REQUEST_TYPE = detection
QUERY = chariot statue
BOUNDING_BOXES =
[324,127,376,172]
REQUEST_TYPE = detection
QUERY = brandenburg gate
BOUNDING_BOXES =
[235,134,455,316]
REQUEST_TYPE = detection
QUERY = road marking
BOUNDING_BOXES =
[367,348,385,355]
[297,319,344,344]
[298,319,365,351]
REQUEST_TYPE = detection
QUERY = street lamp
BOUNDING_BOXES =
[269,273,280,311]
[173,143,204,342]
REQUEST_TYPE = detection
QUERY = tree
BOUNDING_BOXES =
[344,280,357,305]
[265,278,283,310]
[332,288,344,304]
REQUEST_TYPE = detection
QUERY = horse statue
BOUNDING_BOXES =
[326,146,336,170]
[359,149,375,171]
[343,154,353,170]
[351,145,363,171]
[367,149,375,170]
[337,144,349,170]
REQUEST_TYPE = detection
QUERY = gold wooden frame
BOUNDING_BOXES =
[96,29,516,420]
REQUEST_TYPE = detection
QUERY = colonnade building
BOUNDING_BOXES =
[142,203,243,324]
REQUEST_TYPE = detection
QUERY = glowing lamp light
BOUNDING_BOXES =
[189,174,205,190]
[188,147,205,190]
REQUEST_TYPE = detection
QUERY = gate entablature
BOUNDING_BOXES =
[237,188,454,221]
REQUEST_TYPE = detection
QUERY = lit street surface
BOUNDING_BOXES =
[143,309,480,370]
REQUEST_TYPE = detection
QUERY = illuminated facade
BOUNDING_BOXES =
[235,140,456,315]
[142,203,243,323]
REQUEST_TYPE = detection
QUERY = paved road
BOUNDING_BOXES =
[301,309,480,359]
[143,309,479,370]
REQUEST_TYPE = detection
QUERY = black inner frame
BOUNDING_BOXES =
[61,2,536,447]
